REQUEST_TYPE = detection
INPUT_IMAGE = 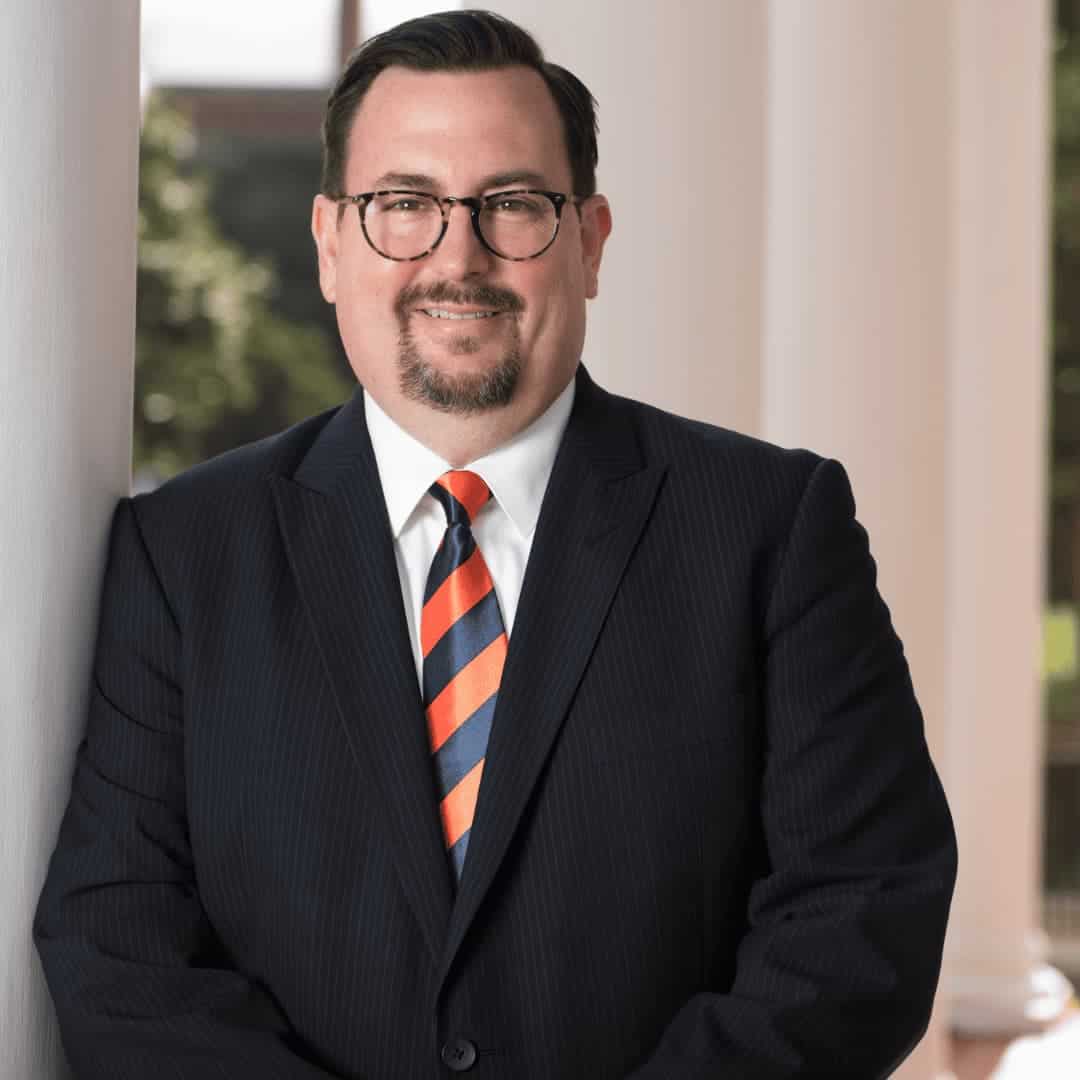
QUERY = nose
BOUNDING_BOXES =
[429,201,494,277]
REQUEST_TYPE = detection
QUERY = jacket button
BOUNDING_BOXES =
[441,1037,478,1071]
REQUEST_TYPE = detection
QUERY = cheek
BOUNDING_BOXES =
[520,262,582,337]
[333,257,422,383]
[337,257,411,329]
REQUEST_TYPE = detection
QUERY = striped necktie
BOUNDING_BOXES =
[422,470,507,882]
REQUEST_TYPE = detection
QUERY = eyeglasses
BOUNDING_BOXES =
[336,188,581,262]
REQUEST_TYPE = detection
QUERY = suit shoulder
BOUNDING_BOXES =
[610,389,826,499]
[127,401,344,546]
[604,390,859,615]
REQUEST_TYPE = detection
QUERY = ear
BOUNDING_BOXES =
[311,194,341,303]
[578,194,612,300]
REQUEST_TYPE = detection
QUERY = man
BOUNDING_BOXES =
[35,10,957,1079]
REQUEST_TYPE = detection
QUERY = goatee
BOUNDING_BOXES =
[395,282,524,415]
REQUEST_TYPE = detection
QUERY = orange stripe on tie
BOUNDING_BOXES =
[421,548,492,657]
[436,471,490,524]
[426,633,507,752]
[441,759,484,848]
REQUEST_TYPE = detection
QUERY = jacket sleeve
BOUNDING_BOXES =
[625,457,958,1080]
[33,497,341,1079]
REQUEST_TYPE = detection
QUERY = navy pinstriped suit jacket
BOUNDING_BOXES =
[35,365,957,1078]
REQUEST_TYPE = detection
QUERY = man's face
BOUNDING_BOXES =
[312,65,611,435]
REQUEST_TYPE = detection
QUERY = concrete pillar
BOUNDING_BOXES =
[762,2,953,1076]
[0,2,140,1076]
[943,0,1073,1038]
[483,0,766,436]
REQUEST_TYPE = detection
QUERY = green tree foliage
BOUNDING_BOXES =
[135,93,352,482]
[1045,8,1080,894]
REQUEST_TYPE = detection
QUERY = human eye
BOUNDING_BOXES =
[488,192,546,216]
[375,193,432,213]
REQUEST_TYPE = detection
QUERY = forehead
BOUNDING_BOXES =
[345,65,571,191]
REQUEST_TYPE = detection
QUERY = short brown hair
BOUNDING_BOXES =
[321,9,599,199]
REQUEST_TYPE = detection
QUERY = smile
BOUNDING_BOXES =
[419,309,501,320]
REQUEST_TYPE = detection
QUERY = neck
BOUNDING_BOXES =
[371,395,537,467]
[409,410,514,467]
[367,370,576,466]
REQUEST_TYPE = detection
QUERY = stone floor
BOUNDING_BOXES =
[950,1008,1080,1078]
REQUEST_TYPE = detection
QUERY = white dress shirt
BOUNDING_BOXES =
[363,375,576,690]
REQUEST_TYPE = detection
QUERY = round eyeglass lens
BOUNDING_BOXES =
[364,194,444,260]
[362,192,559,260]
[478,193,558,259]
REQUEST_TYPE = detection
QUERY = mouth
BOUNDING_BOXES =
[417,308,503,321]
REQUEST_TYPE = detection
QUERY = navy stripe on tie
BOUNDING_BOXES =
[432,693,497,794]
[423,590,505,705]
[429,483,472,525]
[449,829,470,878]
[423,524,476,604]
[428,483,452,516]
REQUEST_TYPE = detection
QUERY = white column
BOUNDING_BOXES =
[484,0,767,435]
[944,0,1072,1038]
[762,3,954,1076]
[0,2,140,1076]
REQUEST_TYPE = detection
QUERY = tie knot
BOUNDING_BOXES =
[430,470,491,527]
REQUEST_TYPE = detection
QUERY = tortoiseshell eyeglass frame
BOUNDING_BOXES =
[335,188,585,262]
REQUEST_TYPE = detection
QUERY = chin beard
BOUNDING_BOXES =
[396,323,522,415]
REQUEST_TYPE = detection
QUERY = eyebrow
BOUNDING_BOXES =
[369,169,552,192]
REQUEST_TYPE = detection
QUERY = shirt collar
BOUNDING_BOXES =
[364,372,576,541]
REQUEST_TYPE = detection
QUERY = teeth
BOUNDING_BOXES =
[421,309,499,320]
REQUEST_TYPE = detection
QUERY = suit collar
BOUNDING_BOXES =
[290,380,369,496]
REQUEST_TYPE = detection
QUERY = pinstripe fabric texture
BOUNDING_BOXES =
[33,365,956,1079]
[422,471,506,881]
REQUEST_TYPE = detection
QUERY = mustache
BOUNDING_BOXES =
[396,281,525,315]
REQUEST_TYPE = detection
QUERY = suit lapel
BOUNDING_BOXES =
[439,367,667,986]
[269,388,453,966]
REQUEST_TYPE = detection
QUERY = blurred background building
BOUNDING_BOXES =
[5,1,1079,1077]
[133,0,353,488]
